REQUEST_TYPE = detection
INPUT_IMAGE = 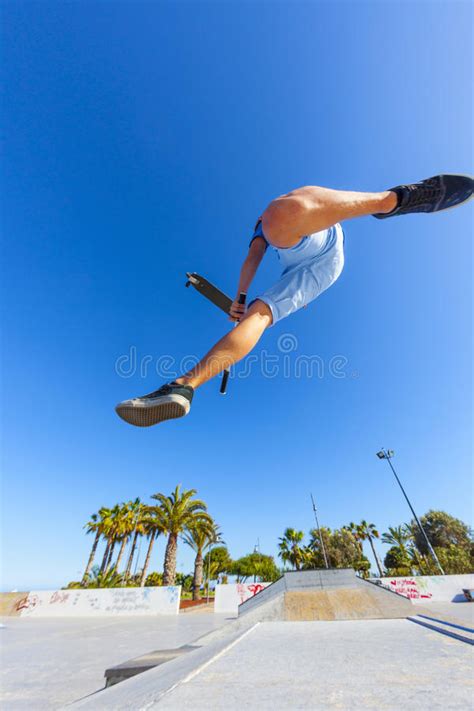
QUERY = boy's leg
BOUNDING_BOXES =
[262,186,396,247]
[115,300,272,426]
[176,299,272,389]
[263,174,473,247]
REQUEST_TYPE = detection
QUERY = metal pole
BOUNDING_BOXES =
[310,494,329,569]
[379,449,445,575]
[253,538,261,582]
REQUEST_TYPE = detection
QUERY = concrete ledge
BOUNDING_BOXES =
[68,623,259,709]
[105,645,201,687]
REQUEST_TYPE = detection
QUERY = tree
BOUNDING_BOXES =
[413,544,473,575]
[123,499,146,581]
[381,525,413,576]
[409,510,472,556]
[87,566,124,588]
[102,503,131,574]
[344,523,364,557]
[81,505,134,585]
[306,527,332,568]
[97,507,114,574]
[175,572,194,593]
[306,526,370,576]
[381,525,411,553]
[330,528,368,570]
[145,571,163,586]
[182,521,222,600]
[278,528,305,570]
[139,505,165,587]
[356,520,384,577]
[383,546,413,576]
[114,501,139,573]
[203,546,232,579]
[81,512,101,584]
[231,553,280,582]
[152,485,212,586]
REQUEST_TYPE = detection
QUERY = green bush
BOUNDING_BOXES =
[145,572,163,586]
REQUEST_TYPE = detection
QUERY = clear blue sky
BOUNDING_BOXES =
[1,1,472,591]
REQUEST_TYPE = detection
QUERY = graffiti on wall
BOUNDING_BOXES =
[15,594,40,613]
[374,574,474,603]
[236,583,266,604]
[15,586,181,617]
[386,578,433,600]
[214,582,271,614]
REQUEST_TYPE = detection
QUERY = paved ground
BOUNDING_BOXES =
[415,601,474,626]
[157,619,474,710]
[0,613,230,709]
[2,604,473,710]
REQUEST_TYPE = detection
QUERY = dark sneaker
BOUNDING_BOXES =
[115,382,194,427]
[373,174,473,219]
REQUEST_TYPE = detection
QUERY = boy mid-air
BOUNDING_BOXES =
[116,174,473,427]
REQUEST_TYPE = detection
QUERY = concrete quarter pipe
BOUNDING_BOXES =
[238,569,415,622]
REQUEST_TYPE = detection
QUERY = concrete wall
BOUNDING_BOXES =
[0,592,29,616]
[214,582,271,614]
[12,586,181,617]
[372,574,474,603]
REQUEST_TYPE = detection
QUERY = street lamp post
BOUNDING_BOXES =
[376,448,444,575]
[310,494,329,569]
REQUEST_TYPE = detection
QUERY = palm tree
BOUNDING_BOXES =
[139,506,165,587]
[96,507,114,574]
[344,523,364,558]
[113,503,135,573]
[278,528,305,570]
[307,526,332,568]
[204,556,221,593]
[104,503,126,572]
[357,520,384,577]
[381,525,411,553]
[83,566,124,589]
[100,541,111,574]
[124,499,146,582]
[152,485,212,586]
[82,512,101,584]
[182,521,222,600]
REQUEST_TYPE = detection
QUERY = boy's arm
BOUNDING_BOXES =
[230,236,267,321]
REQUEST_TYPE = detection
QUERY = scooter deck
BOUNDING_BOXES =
[185,272,233,315]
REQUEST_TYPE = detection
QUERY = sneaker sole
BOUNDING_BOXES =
[115,395,190,428]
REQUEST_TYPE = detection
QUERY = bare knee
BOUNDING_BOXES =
[262,195,309,246]
[241,299,273,328]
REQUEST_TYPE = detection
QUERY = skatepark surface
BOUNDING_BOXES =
[2,603,472,710]
[2,569,473,710]
[155,619,473,710]
[0,613,230,709]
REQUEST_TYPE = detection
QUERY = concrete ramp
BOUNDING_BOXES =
[238,569,414,622]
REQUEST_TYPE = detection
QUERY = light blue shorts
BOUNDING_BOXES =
[256,223,345,325]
